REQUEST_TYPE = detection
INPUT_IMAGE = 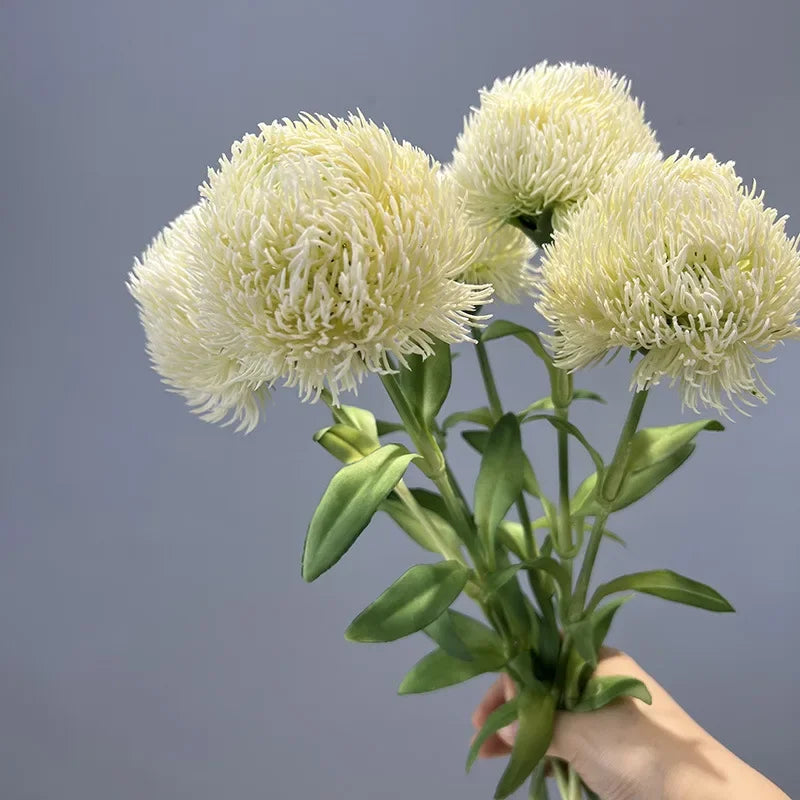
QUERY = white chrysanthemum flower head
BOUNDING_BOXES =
[450,62,660,234]
[535,152,800,413]
[460,221,537,304]
[128,204,267,432]
[442,169,537,303]
[130,113,491,430]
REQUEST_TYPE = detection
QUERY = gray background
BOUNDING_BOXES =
[2,0,799,797]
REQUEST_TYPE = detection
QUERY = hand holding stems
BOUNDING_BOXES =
[472,649,792,800]
[374,331,726,799]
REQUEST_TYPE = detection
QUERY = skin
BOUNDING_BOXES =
[471,649,791,800]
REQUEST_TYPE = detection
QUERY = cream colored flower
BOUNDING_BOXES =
[450,62,660,233]
[128,204,267,431]
[535,152,800,413]
[130,114,491,430]
[460,220,537,303]
[442,170,537,303]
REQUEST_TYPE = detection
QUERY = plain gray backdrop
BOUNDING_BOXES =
[2,1,799,797]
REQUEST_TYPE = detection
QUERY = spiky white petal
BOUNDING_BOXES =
[535,152,800,413]
[450,62,660,228]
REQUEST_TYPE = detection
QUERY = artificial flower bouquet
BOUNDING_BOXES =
[129,63,800,799]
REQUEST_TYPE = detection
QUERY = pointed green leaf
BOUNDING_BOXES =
[520,390,606,417]
[590,569,734,613]
[345,561,469,642]
[302,445,417,581]
[572,420,723,515]
[603,528,627,547]
[628,420,724,473]
[313,423,379,464]
[483,558,570,602]
[425,610,505,660]
[423,611,474,661]
[395,340,452,425]
[408,488,452,522]
[399,647,506,694]
[442,406,495,431]
[591,596,632,651]
[523,414,604,473]
[485,564,526,595]
[465,698,519,772]
[462,428,540,498]
[380,494,462,555]
[573,675,652,712]
[573,444,696,516]
[376,419,406,436]
[566,596,632,668]
[481,320,553,369]
[620,444,696,508]
[495,688,556,799]
[332,403,379,440]
[474,414,524,548]
[567,617,599,667]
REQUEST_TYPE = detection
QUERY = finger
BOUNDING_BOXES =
[471,677,507,730]
[476,732,513,759]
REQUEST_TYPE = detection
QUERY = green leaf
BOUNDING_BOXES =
[484,564,526,595]
[313,423,378,464]
[522,414,604,473]
[474,414,525,547]
[406,487,447,517]
[423,611,474,661]
[465,698,518,772]
[590,569,734,613]
[484,558,570,602]
[573,444,696,515]
[302,445,417,581]
[442,406,495,431]
[566,595,632,667]
[572,420,723,515]
[345,561,469,642]
[495,688,556,799]
[395,340,452,426]
[332,403,379,440]
[573,675,652,712]
[380,494,462,555]
[567,617,599,667]
[627,420,724,473]
[591,595,631,651]
[437,610,505,658]
[519,390,607,417]
[399,647,506,694]
[481,320,553,369]
[375,419,405,436]
[462,429,540,498]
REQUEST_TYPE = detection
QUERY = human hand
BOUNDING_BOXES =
[471,649,790,800]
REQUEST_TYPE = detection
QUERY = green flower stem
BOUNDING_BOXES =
[473,330,504,421]
[472,332,556,625]
[554,412,573,566]
[571,389,650,614]
[552,761,569,796]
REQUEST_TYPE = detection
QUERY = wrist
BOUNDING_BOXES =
[662,736,790,800]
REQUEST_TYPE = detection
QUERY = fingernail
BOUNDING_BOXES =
[498,720,518,745]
